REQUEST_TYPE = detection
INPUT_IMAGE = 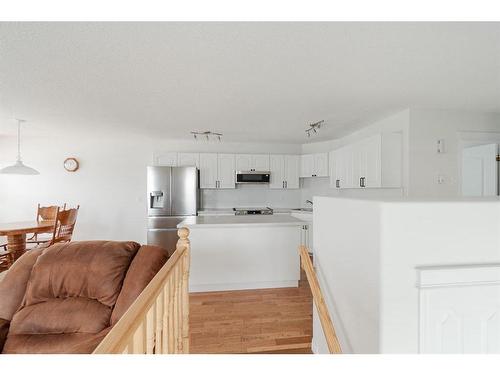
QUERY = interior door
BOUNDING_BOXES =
[217,154,236,189]
[462,143,498,196]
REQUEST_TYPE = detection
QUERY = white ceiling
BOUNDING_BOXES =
[0,22,499,143]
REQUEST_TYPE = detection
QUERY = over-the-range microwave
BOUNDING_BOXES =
[235,171,271,184]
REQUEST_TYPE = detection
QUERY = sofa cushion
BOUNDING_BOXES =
[0,248,45,321]
[2,328,111,354]
[111,245,170,324]
[24,241,140,307]
[9,297,112,335]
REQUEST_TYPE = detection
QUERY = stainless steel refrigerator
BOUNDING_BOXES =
[147,166,199,253]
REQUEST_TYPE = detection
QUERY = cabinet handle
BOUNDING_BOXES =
[336,179,340,188]
[285,181,288,188]
[360,177,366,188]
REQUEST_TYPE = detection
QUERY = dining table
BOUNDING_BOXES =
[0,220,55,261]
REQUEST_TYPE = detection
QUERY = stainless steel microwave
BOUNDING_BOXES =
[235,171,271,184]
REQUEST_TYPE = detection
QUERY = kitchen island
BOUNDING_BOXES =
[178,215,306,292]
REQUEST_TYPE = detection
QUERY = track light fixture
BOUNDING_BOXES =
[191,131,223,142]
[305,120,324,138]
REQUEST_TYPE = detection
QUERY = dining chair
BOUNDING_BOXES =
[0,244,14,272]
[27,204,66,246]
[40,206,80,247]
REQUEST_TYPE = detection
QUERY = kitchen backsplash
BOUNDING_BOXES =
[201,184,302,209]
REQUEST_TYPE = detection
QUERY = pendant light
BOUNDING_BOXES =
[0,119,40,175]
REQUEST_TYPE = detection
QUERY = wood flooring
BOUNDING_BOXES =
[189,269,313,354]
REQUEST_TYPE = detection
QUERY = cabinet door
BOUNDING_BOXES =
[155,152,178,167]
[337,145,355,188]
[235,154,252,172]
[329,150,338,187]
[358,135,381,188]
[300,154,314,177]
[313,153,329,177]
[285,155,300,189]
[217,154,236,189]
[269,155,285,189]
[252,154,270,171]
[199,153,218,189]
[178,152,200,168]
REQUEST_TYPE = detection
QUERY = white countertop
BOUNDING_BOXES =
[178,214,306,228]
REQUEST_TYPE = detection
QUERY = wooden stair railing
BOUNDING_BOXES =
[93,228,191,354]
[299,245,342,354]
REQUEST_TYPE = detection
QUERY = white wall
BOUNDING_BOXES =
[408,109,500,198]
[313,196,500,353]
[0,132,301,244]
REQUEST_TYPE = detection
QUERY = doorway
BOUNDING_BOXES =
[461,143,499,197]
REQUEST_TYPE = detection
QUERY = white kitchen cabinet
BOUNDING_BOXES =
[178,152,200,168]
[155,152,178,166]
[291,212,313,254]
[199,153,218,189]
[252,154,270,171]
[269,154,300,189]
[217,154,236,189]
[300,153,329,177]
[235,154,270,172]
[313,153,329,177]
[300,154,314,177]
[284,155,300,189]
[330,132,402,189]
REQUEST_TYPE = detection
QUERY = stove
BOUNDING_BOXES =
[233,207,273,215]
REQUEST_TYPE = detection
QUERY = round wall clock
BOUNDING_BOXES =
[63,157,79,172]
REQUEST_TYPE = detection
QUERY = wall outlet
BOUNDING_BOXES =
[437,139,445,153]
[437,174,445,184]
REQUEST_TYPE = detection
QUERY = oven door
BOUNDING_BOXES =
[236,171,271,184]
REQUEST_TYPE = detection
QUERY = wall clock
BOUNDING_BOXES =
[63,157,79,172]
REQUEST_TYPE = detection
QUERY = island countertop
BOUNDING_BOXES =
[178,214,306,228]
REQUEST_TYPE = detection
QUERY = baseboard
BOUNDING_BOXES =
[189,280,298,293]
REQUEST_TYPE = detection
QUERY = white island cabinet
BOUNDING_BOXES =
[178,215,305,292]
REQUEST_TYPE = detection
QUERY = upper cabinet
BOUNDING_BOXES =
[217,154,236,189]
[178,152,200,168]
[330,132,402,189]
[199,153,218,189]
[155,152,178,167]
[270,155,300,189]
[300,153,329,177]
[199,153,236,189]
[235,154,270,172]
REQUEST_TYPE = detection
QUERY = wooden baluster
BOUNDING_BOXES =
[132,320,145,353]
[155,291,164,354]
[177,228,190,354]
[146,306,155,354]
[162,281,170,353]
[168,272,175,353]
[176,256,184,353]
[173,264,181,353]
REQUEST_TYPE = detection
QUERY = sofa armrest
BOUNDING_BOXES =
[0,318,9,353]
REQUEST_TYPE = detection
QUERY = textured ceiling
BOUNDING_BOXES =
[0,22,499,143]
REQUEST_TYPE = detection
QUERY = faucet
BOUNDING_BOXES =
[305,200,313,206]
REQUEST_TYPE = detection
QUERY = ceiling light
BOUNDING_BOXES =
[191,131,223,142]
[0,119,40,175]
[305,120,324,138]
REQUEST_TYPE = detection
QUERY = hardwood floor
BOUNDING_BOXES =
[189,269,313,354]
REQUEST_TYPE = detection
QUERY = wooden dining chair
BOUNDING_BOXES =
[27,204,66,245]
[43,206,80,247]
[0,244,14,272]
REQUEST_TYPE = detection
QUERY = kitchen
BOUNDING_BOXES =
[146,127,403,292]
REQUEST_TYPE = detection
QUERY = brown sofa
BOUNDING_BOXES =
[0,240,170,354]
